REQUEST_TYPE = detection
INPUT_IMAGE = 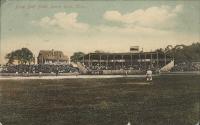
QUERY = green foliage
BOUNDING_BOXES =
[5,48,34,65]
[94,50,105,53]
[162,43,200,63]
[70,52,85,63]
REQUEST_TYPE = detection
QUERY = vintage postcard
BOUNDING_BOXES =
[0,0,200,125]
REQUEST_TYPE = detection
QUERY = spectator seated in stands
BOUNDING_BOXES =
[0,64,79,74]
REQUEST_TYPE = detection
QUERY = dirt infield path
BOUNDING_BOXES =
[0,75,148,80]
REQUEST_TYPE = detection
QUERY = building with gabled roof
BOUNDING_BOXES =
[37,49,69,65]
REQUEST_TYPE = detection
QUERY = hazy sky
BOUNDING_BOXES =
[0,0,200,64]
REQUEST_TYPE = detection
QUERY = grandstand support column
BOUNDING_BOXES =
[145,53,147,69]
[139,53,141,67]
[121,55,124,68]
[156,52,159,68]
[89,53,91,68]
[113,55,115,70]
[150,53,152,68]
[131,54,133,67]
[99,55,102,68]
[106,55,108,69]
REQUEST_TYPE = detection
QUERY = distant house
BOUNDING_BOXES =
[37,49,69,65]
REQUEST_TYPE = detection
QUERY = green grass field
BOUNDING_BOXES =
[0,75,199,125]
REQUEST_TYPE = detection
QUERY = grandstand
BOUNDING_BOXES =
[0,64,78,74]
[76,51,173,74]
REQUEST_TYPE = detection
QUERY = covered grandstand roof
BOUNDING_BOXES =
[81,51,160,57]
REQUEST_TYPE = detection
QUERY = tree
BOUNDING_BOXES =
[5,48,34,65]
[21,48,34,65]
[94,50,105,53]
[161,43,200,63]
[155,48,165,53]
[70,52,85,63]
[5,53,15,64]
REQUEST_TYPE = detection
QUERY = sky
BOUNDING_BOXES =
[0,0,200,64]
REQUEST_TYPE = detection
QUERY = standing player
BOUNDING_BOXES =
[146,68,153,81]
[56,66,59,76]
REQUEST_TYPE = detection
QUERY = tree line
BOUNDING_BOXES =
[155,42,200,63]
[5,48,35,65]
[4,42,200,65]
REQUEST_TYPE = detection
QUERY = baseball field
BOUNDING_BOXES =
[0,74,199,125]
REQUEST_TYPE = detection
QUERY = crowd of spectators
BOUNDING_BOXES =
[171,62,200,72]
[1,62,199,74]
[0,64,79,73]
[83,62,158,71]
